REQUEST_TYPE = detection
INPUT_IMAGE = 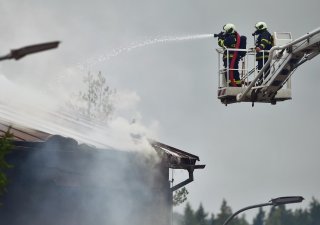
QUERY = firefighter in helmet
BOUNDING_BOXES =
[217,23,241,87]
[253,22,273,82]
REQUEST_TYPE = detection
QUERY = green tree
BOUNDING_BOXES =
[68,71,116,123]
[0,127,13,204]
[265,205,293,225]
[177,198,320,225]
[309,197,320,225]
[236,214,249,225]
[195,203,209,225]
[215,199,233,225]
[183,202,196,225]
[252,208,265,225]
[208,213,216,225]
[266,206,280,225]
[214,200,249,225]
[291,208,309,225]
[173,187,189,206]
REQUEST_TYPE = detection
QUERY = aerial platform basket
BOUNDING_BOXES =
[216,28,320,106]
[217,86,292,105]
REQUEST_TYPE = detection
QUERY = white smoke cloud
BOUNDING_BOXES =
[0,73,159,154]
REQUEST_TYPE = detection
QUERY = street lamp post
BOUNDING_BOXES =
[223,196,304,225]
[0,41,60,61]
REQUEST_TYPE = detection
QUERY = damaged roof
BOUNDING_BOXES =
[0,119,50,142]
[0,119,205,171]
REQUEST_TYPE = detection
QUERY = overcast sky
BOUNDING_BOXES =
[1,0,320,221]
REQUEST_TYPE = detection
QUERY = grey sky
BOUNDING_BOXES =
[1,0,320,221]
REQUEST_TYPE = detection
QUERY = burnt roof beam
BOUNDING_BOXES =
[148,139,206,192]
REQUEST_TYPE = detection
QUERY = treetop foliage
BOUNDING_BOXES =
[176,198,320,225]
[0,127,13,205]
[67,71,116,124]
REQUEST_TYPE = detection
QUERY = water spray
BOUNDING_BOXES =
[78,34,214,70]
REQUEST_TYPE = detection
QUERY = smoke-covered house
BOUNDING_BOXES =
[0,120,205,225]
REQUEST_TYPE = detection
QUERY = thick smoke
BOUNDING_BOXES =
[0,73,172,225]
[1,135,171,225]
[0,73,159,153]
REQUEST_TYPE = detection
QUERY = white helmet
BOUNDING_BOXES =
[255,22,267,30]
[223,23,235,33]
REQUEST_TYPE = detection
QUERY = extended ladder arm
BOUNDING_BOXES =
[237,27,320,102]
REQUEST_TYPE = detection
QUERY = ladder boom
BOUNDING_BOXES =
[236,27,320,104]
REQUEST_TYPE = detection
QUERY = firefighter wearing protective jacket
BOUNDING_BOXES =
[253,22,273,80]
[218,23,241,87]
